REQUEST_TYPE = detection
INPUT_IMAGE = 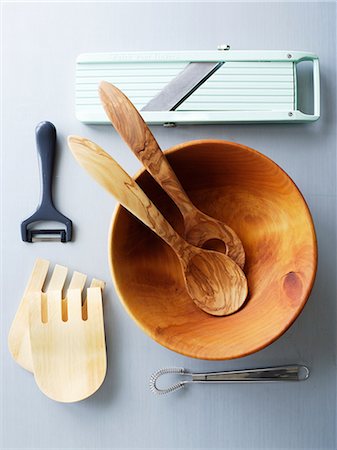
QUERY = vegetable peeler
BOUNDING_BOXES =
[21,121,72,242]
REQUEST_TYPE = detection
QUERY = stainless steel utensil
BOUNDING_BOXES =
[150,365,310,395]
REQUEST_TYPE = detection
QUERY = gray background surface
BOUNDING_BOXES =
[1,2,336,449]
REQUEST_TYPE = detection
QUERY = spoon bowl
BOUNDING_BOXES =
[182,247,247,315]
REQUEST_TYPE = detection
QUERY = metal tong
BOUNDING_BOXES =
[150,365,310,395]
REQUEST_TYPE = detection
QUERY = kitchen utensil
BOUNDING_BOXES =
[110,140,317,359]
[29,279,106,402]
[8,259,49,370]
[8,258,105,372]
[99,81,245,268]
[141,61,223,111]
[150,365,310,395]
[76,49,320,124]
[21,121,72,242]
[68,136,248,316]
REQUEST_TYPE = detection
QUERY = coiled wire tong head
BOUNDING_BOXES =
[150,365,310,395]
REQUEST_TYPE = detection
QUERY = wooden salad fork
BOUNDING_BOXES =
[28,264,106,402]
[8,259,105,374]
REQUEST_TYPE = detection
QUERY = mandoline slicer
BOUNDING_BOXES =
[21,122,72,243]
[75,46,320,126]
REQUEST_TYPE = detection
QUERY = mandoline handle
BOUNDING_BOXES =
[312,59,320,118]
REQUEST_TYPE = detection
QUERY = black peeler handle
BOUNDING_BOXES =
[36,121,57,209]
[21,121,73,242]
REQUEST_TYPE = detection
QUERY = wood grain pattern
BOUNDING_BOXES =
[99,81,245,268]
[109,139,317,360]
[8,259,50,371]
[68,136,248,316]
[8,260,105,373]
[29,286,106,403]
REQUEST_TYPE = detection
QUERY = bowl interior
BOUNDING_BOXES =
[109,140,317,360]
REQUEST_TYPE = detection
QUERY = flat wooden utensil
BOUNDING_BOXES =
[29,280,106,402]
[8,259,49,371]
[99,81,245,269]
[68,136,248,316]
[8,259,105,373]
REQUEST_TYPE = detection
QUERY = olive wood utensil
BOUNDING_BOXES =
[68,136,248,316]
[29,281,106,402]
[8,258,105,372]
[99,81,245,269]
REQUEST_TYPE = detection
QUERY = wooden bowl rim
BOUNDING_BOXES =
[108,139,318,360]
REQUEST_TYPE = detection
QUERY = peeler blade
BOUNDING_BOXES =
[28,229,68,243]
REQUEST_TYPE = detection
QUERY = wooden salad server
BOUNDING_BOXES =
[28,265,106,402]
[99,81,245,269]
[8,259,105,373]
[68,136,248,316]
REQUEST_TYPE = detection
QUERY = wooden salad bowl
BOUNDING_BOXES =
[109,140,317,360]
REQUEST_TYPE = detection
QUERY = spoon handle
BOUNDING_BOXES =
[99,81,193,217]
[67,136,188,256]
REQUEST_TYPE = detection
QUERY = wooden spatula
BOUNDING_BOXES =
[29,282,106,402]
[8,259,105,373]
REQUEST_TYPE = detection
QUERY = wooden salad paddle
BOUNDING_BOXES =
[68,136,248,316]
[8,259,105,373]
[99,81,245,269]
[29,282,106,402]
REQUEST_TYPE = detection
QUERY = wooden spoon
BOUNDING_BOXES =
[98,81,245,269]
[68,136,248,316]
